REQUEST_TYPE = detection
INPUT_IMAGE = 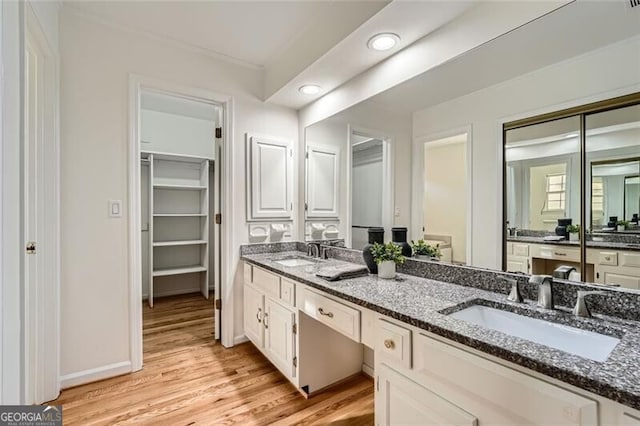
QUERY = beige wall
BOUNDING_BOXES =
[424,141,467,263]
[59,9,298,381]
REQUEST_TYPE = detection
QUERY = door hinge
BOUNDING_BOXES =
[215,127,222,138]
[304,203,308,211]
[292,323,297,334]
[305,151,309,159]
[376,376,379,391]
[293,356,297,368]
[290,149,293,157]
[26,241,36,254]
[215,213,222,225]
[215,299,221,310]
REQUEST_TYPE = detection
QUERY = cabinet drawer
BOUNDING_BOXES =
[413,333,597,425]
[598,251,618,266]
[512,243,529,257]
[243,262,253,284]
[300,288,360,342]
[253,267,280,298]
[280,278,295,307]
[376,319,412,370]
[603,272,640,290]
[531,245,580,262]
[620,252,640,268]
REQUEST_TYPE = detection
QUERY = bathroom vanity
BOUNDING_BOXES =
[242,244,640,425]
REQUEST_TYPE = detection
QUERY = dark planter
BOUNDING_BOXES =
[391,227,412,257]
[608,216,618,228]
[555,218,572,239]
[363,227,384,274]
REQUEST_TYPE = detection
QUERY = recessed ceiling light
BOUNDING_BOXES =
[367,33,400,51]
[298,84,321,95]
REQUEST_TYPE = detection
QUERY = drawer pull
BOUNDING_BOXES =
[554,252,567,256]
[256,308,262,323]
[605,256,611,261]
[318,307,334,318]
[384,339,395,349]
[264,312,269,329]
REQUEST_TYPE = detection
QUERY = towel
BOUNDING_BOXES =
[316,264,369,281]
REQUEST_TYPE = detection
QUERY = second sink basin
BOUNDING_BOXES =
[448,304,620,362]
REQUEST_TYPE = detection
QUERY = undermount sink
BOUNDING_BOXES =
[448,304,620,362]
[274,257,317,267]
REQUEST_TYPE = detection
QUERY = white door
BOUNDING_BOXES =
[305,144,340,218]
[264,298,296,379]
[213,116,222,339]
[243,285,264,348]
[376,364,477,426]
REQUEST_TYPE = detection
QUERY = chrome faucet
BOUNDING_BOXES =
[307,243,320,258]
[501,277,523,303]
[530,275,554,309]
[573,290,606,318]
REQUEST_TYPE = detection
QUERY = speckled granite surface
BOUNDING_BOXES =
[241,248,640,410]
[507,236,640,251]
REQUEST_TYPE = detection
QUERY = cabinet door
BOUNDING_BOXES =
[306,144,340,218]
[506,255,529,273]
[264,297,296,379]
[244,284,264,348]
[248,135,292,220]
[376,364,477,426]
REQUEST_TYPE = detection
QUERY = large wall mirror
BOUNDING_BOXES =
[302,1,638,274]
[504,98,640,289]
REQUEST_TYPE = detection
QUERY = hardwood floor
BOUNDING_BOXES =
[52,293,374,425]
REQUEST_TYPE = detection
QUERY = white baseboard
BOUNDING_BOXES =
[60,361,131,389]
[362,363,374,378]
[234,335,249,346]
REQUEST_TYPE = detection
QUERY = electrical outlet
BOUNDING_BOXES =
[109,200,122,218]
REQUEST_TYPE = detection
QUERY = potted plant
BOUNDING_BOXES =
[370,242,405,279]
[617,220,629,232]
[411,239,442,260]
[567,224,580,241]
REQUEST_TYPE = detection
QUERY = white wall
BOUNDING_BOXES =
[424,141,466,263]
[412,36,640,270]
[140,109,215,159]
[59,9,298,383]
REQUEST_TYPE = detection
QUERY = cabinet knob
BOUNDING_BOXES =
[605,256,611,261]
[384,339,395,349]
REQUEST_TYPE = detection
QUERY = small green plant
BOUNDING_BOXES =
[617,220,630,229]
[411,239,442,258]
[567,224,580,234]
[370,242,406,265]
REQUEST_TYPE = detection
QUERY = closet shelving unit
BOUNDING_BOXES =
[145,152,210,307]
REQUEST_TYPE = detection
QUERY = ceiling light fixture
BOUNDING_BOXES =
[367,33,400,51]
[298,84,322,95]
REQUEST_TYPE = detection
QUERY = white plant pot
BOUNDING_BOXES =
[378,261,396,279]
[617,225,625,232]
[569,233,579,242]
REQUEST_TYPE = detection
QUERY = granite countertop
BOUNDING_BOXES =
[242,250,640,410]
[507,235,640,252]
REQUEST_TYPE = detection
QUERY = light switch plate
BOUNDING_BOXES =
[394,207,400,217]
[109,200,122,218]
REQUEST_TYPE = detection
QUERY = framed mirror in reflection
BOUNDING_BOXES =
[590,159,640,233]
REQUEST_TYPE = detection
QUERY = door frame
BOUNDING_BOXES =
[128,75,234,371]
[412,125,473,265]
[347,125,394,248]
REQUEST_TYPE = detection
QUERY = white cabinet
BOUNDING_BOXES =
[376,364,478,426]
[243,283,265,348]
[247,134,293,220]
[264,297,296,379]
[506,255,529,273]
[305,143,340,218]
[146,153,210,307]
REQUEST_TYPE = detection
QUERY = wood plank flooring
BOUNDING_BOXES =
[51,293,374,425]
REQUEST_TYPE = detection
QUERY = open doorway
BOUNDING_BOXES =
[135,87,224,366]
[348,128,393,249]
[423,132,469,264]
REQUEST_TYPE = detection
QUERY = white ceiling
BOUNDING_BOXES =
[64,0,362,68]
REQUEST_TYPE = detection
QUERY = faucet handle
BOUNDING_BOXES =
[573,290,607,318]
[500,277,523,303]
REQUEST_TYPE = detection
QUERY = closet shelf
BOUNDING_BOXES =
[153,213,208,217]
[153,240,207,247]
[152,265,207,277]
[153,184,207,190]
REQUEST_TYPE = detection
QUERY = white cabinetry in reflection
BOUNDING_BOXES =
[305,143,340,218]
